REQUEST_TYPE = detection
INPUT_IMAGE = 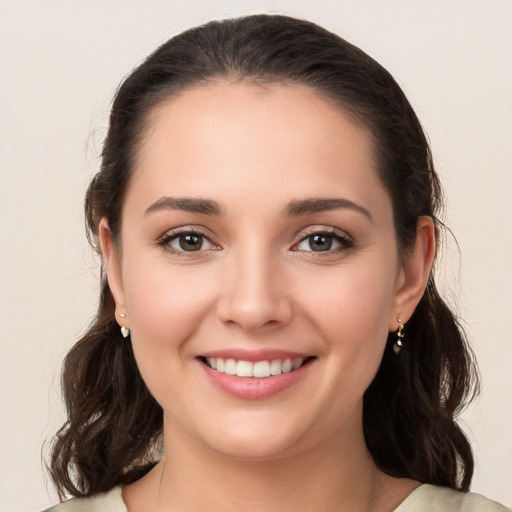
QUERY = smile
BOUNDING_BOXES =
[204,357,306,378]
[198,352,316,399]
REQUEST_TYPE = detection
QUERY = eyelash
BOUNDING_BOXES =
[157,227,354,256]
[157,228,218,257]
[292,227,354,254]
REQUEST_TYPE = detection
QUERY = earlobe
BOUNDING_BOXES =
[390,216,436,329]
[98,218,127,316]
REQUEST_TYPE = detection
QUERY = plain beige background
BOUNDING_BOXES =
[1,1,511,510]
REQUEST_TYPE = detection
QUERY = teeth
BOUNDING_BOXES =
[225,359,237,375]
[205,357,305,378]
[253,360,271,378]
[292,358,303,370]
[236,360,253,377]
[270,359,282,375]
[282,359,292,373]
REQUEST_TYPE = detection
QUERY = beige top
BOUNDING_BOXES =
[44,484,511,511]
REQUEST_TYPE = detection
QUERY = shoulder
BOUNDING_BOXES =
[41,487,127,512]
[395,484,511,511]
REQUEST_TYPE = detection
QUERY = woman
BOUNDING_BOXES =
[44,14,509,512]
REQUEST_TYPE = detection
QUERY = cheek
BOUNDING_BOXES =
[123,252,215,327]
[121,258,217,377]
[297,261,396,390]
[300,262,396,339]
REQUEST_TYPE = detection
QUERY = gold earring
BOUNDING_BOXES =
[393,319,404,354]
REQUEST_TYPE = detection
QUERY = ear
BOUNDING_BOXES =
[98,218,127,323]
[389,216,436,330]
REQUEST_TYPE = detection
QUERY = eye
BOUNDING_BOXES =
[159,230,217,254]
[294,230,353,253]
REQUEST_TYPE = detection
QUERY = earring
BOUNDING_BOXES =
[119,313,129,338]
[393,319,404,354]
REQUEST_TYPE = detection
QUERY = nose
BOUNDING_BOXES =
[216,247,293,332]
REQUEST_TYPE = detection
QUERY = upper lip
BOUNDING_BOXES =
[198,348,313,362]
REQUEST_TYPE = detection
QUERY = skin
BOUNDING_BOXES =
[100,82,435,511]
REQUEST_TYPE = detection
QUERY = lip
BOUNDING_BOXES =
[197,351,315,400]
[199,348,311,362]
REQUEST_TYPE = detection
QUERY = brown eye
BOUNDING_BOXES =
[297,234,335,252]
[294,230,353,253]
[166,232,215,253]
[178,234,203,251]
[308,234,332,252]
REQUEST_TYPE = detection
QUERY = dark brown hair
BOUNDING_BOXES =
[48,14,479,498]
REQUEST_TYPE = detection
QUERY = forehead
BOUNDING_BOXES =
[141,81,368,153]
[126,81,390,218]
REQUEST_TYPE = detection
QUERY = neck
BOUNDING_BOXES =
[124,411,403,512]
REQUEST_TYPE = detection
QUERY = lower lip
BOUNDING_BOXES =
[199,359,314,400]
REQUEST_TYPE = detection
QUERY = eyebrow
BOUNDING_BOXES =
[284,198,372,221]
[145,197,222,216]
[144,196,371,220]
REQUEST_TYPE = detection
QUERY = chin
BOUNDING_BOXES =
[183,411,312,461]
[207,432,303,461]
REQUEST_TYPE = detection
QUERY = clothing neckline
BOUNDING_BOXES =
[115,483,432,511]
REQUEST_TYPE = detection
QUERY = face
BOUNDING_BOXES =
[102,82,430,460]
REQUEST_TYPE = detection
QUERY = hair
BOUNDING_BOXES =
[47,14,479,498]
